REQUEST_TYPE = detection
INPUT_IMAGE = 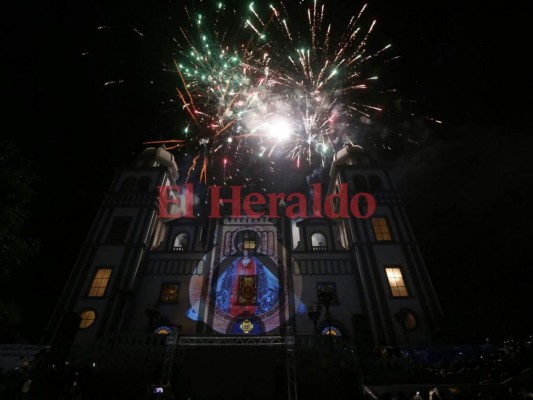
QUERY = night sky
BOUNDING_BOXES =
[2,0,532,344]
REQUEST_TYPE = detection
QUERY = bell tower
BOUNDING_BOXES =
[328,144,442,346]
[44,147,179,348]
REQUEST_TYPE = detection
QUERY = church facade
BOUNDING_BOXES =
[44,145,443,399]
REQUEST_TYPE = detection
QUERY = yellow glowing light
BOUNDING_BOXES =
[266,117,292,142]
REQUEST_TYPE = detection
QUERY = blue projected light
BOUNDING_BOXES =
[186,227,305,334]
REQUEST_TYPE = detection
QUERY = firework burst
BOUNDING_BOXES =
[150,0,393,184]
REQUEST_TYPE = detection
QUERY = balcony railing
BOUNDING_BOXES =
[312,245,328,251]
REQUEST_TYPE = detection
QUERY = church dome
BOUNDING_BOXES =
[136,147,179,181]
[333,144,364,162]
[328,144,373,189]
[330,143,367,168]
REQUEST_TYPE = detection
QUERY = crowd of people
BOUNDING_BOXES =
[373,336,533,400]
[0,348,114,399]
[402,337,533,384]
[1,336,532,399]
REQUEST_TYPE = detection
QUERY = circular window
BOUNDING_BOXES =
[79,310,96,329]
[404,312,418,331]
[321,326,342,336]
[396,309,418,331]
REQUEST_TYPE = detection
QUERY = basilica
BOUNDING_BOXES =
[43,144,443,399]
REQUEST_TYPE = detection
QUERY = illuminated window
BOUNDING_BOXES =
[160,283,179,303]
[321,326,342,336]
[154,325,172,335]
[311,232,327,251]
[372,217,392,241]
[385,267,409,297]
[243,240,256,250]
[79,310,96,329]
[173,233,189,252]
[236,230,259,254]
[88,268,112,297]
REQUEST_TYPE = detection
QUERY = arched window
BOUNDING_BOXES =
[136,176,151,192]
[311,232,327,251]
[79,309,96,329]
[321,326,342,336]
[353,175,369,192]
[234,230,259,255]
[173,232,189,252]
[154,325,172,335]
[368,175,383,192]
[119,177,136,192]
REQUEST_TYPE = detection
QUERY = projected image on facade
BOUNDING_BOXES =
[186,225,304,334]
